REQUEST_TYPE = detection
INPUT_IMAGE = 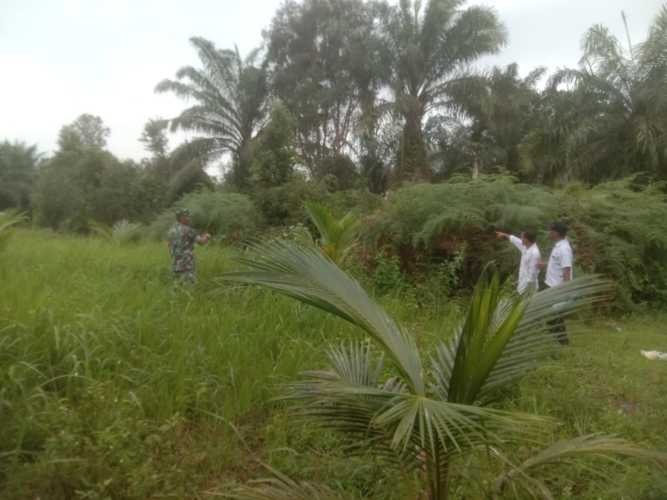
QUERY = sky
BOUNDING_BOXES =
[0,0,663,161]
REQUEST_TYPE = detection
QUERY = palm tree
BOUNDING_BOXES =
[224,241,665,499]
[304,202,359,264]
[385,0,506,184]
[548,7,667,182]
[156,37,269,189]
[446,64,546,178]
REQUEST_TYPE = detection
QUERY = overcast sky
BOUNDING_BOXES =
[0,0,663,161]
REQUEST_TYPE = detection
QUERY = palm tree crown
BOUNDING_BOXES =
[156,37,269,188]
[385,0,507,183]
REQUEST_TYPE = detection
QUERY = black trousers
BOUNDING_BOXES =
[547,317,569,345]
[541,284,569,345]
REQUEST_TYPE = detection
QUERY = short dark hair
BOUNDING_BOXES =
[550,221,568,237]
[522,230,538,243]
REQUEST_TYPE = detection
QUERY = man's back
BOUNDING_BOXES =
[546,238,573,288]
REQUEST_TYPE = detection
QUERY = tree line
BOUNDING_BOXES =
[1,0,666,231]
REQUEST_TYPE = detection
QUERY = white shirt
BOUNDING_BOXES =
[509,236,541,294]
[546,239,574,287]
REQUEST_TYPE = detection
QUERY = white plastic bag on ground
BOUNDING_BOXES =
[640,350,667,361]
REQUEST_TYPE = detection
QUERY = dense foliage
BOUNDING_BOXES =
[148,190,261,242]
[0,3,665,309]
[0,141,40,211]
[365,176,667,307]
[3,4,667,499]
[2,233,666,499]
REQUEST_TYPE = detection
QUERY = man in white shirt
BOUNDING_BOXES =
[545,222,574,287]
[495,229,541,295]
[542,221,574,344]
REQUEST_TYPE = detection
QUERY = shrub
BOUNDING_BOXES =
[33,150,147,232]
[253,174,326,227]
[363,175,667,308]
[364,175,559,287]
[371,252,407,295]
[147,191,260,242]
[320,189,382,217]
[559,180,667,308]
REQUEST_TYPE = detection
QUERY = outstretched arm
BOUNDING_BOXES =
[196,233,211,245]
[496,232,525,252]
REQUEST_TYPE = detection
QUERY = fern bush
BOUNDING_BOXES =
[364,176,667,308]
[559,180,667,308]
[364,176,559,287]
[148,191,261,242]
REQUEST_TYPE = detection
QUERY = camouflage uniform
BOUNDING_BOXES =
[167,215,198,282]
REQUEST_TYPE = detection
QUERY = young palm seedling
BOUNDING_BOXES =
[223,240,665,500]
[304,202,359,265]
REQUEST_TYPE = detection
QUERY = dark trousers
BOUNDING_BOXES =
[547,317,569,345]
[541,284,569,345]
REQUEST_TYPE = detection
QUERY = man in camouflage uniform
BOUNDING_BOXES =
[167,208,210,282]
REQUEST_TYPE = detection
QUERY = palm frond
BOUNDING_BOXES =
[480,275,612,399]
[445,273,527,405]
[493,434,667,499]
[430,274,612,404]
[223,240,425,394]
[156,37,269,172]
[284,343,549,468]
[224,464,352,500]
[304,202,360,264]
[0,210,27,234]
[88,220,112,239]
[111,220,142,244]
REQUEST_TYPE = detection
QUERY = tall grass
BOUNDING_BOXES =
[0,230,665,499]
[0,230,359,498]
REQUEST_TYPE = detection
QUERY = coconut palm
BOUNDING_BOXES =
[223,241,665,499]
[304,202,359,264]
[548,7,667,182]
[156,37,269,189]
[385,0,507,183]
[446,64,546,177]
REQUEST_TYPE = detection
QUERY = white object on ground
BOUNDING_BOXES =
[640,350,667,361]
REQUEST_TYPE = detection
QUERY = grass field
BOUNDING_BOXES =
[1,230,666,499]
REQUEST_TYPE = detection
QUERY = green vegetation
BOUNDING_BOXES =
[224,241,661,500]
[147,191,261,243]
[1,231,666,499]
[0,210,27,252]
[365,177,667,307]
[2,2,667,498]
[305,202,359,264]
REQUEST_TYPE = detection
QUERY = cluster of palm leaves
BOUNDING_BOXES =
[523,7,667,183]
[223,240,665,499]
[89,219,143,245]
[156,37,269,189]
[304,202,360,265]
